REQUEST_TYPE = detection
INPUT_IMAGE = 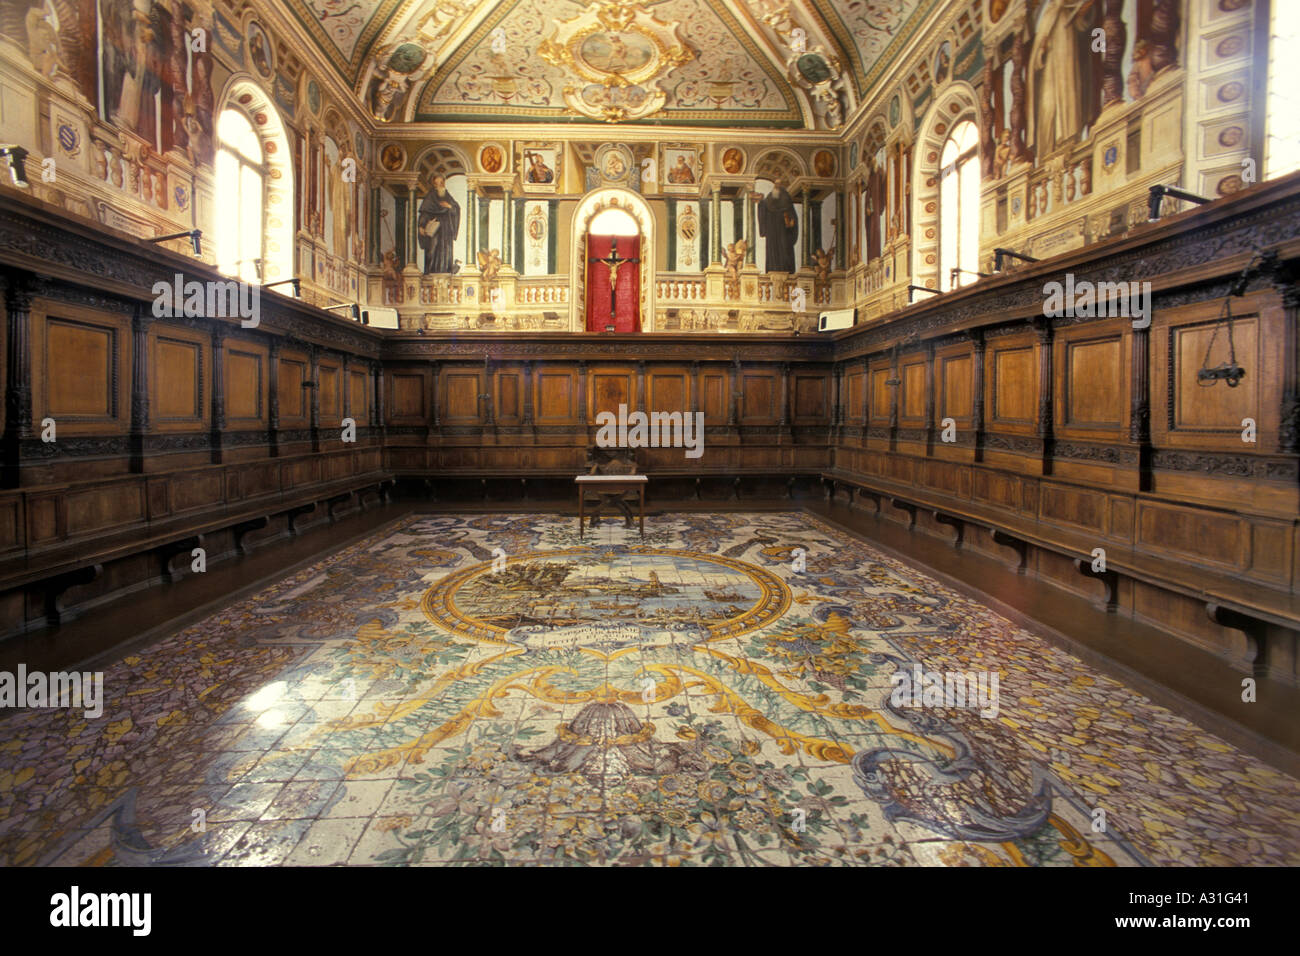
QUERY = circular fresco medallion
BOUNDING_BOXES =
[578,30,655,75]
[381,143,405,171]
[423,547,791,649]
[721,147,745,174]
[247,20,274,79]
[479,143,505,173]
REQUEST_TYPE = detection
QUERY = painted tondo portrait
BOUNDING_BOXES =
[247,20,274,79]
[520,144,561,192]
[595,143,635,186]
[721,147,745,174]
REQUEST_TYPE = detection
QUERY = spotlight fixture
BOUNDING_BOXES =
[907,284,939,303]
[950,267,992,286]
[1148,184,1211,222]
[263,278,300,297]
[0,146,29,188]
[149,229,202,256]
[324,302,361,321]
[993,248,1040,272]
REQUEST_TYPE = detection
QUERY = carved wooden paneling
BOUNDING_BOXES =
[845,367,865,424]
[701,371,728,423]
[793,373,827,422]
[349,369,369,422]
[1040,484,1107,534]
[1137,501,1245,570]
[33,305,128,433]
[153,332,205,427]
[589,368,633,421]
[741,371,777,422]
[442,369,483,423]
[938,351,973,422]
[1059,331,1125,430]
[870,363,892,422]
[65,482,145,535]
[278,353,309,423]
[388,370,427,423]
[224,345,265,423]
[496,369,522,424]
[536,369,577,422]
[900,358,926,421]
[170,470,224,515]
[648,369,689,414]
[318,362,342,425]
[1153,291,1278,451]
[989,342,1036,426]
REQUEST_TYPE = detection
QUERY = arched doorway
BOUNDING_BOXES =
[570,189,655,332]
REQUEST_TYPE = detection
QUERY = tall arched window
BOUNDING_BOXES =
[216,108,265,282]
[938,120,979,292]
[1266,0,1300,179]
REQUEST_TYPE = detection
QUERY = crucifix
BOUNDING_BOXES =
[588,236,640,330]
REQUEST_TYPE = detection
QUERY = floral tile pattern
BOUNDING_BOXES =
[2,512,1298,866]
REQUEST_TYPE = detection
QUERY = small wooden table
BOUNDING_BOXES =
[576,474,647,539]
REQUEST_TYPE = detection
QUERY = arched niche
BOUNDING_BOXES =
[569,188,656,332]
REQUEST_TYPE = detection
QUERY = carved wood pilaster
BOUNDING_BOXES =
[522,360,534,425]
[1034,318,1054,463]
[268,338,282,457]
[210,323,227,463]
[972,331,986,461]
[1130,319,1153,489]
[1279,279,1299,455]
[308,344,320,452]
[129,306,152,474]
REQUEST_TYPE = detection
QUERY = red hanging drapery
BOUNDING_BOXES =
[585,234,640,333]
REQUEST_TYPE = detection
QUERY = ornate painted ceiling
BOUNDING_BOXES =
[280,0,940,130]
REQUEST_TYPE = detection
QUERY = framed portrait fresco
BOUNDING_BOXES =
[520,143,561,192]
[660,144,702,193]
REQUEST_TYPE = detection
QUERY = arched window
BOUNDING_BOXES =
[216,108,265,282]
[1266,0,1300,179]
[588,207,639,235]
[938,119,979,292]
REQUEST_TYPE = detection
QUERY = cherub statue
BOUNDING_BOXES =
[477,248,502,283]
[369,59,409,123]
[25,7,62,79]
[723,239,747,298]
[994,128,1014,179]
[381,250,403,303]
[812,246,834,298]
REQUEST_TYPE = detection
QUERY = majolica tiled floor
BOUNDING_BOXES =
[2,512,1298,866]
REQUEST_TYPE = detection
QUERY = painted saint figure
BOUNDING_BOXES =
[417,174,461,274]
[750,177,799,273]
[1028,0,1097,156]
[525,151,554,183]
[667,155,696,184]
